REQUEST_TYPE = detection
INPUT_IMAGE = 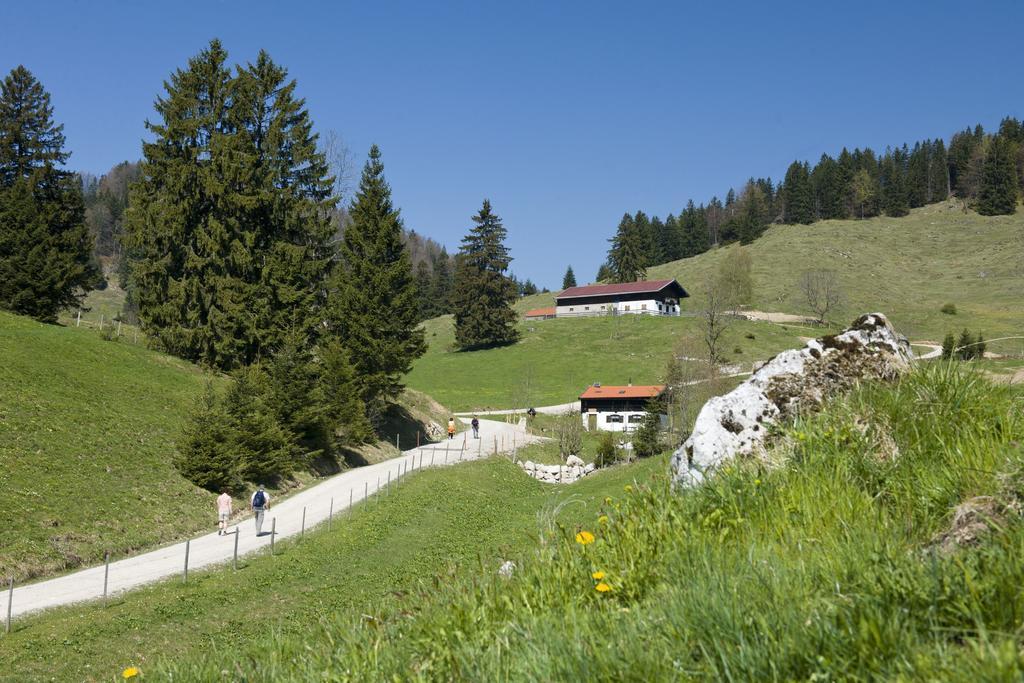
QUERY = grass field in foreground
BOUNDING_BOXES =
[408,313,806,411]
[159,365,1024,681]
[0,456,664,682]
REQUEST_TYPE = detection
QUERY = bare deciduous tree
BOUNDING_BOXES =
[556,410,583,460]
[799,269,842,324]
[717,246,753,314]
[321,129,355,203]
[701,277,732,366]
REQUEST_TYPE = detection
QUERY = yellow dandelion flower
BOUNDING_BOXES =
[595,582,612,592]
[624,485,633,493]
[575,530,595,545]
[754,479,761,486]
[591,570,606,580]
[598,515,609,525]
[604,496,613,505]
[122,667,141,680]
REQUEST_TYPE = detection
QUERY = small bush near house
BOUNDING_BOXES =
[941,303,957,315]
[594,430,619,468]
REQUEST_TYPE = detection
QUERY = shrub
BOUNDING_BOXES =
[941,332,956,360]
[941,303,957,315]
[631,405,663,458]
[733,346,743,354]
[745,333,756,340]
[557,410,583,460]
[594,430,619,468]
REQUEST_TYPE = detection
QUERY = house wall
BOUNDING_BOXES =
[556,298,679,317]
[582,407,669,433]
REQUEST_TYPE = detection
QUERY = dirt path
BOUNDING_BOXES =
[7,418,541,622]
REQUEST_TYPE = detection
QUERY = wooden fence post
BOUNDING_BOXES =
[270,518,276,555]
[103,552,110,606]
[301,506,306,539]
[5,577,12,634]
[183,540,190,583]
[233,528,240,570]
[328,497,334,531]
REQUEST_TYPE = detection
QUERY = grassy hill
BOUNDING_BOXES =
[150,365,1024,680]
[0,311,451,583]
[0,311,217,582]
[652,202,1023,347]
[0,456,663,681]
[516,203,1023,351]
[407,313,805,412]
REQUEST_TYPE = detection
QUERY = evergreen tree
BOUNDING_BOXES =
[266,331,329,458]
[662,214,682,261]
[452,199,519,350]
[977,135,1019,215]
[633,211,658,266]
[225,365,299,483]
[928,139,950,203]
[906,142,930,208]
[631,402,663,458]
[430,248,454,315]
[881,148,910,217]
[782,161,814,224]
[0,66,97,321]
[125,42,335,368]
[318,338,372,448]
[173,383,240,492]
[941,332,956,360]
[562,265,576,289]
[595,262,613,282]
[737,182,768,244]
[330,144,426,424]
[607,212,647,282]
[415,259,434,320]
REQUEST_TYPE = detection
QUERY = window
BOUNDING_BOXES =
[584,306,590,310]
[606,414,623,423]
[569,307,574,312]
[624,305,630,311]
[628,414,644,423]
[642,303,647,310]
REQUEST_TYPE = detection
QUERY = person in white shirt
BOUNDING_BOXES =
[251,485,271,536]
[216,490,232,535]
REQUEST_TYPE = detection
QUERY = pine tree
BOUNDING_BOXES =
[318,338,372,448]
[631,402,663,458]
[414,259,434,320]
[928,139,950,203]
[977,135,1019,215]
[174,383,241,492]
[633,211,659,266]
[266,331,329,458]
[225,365,299,483]
[330,144,426,424]
[881,148,910,217]
[941,332,956,360]
[607,212,647,282]
[0,66,97,321]
[562,265,576,289]
[782,161,814,224]
[595,262,613,282]
[430,248,454,315]
[125,42,335,368]
[452,199,519,350]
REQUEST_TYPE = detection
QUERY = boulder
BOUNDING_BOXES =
[565,455,585,467]
[670,313,914,487]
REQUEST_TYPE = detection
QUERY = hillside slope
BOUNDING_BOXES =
[517,204,1022,349]
[0,311,216,581]
[650,202,1022,345]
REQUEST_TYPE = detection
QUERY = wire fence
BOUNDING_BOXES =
[59,308,146,345]
[3,427,524,634]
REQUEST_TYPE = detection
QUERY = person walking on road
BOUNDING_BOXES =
[471,416,480,439]
[216,490,233,535]
[447,417,456,440]
[251,485,270,535]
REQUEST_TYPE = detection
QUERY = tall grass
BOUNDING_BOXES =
[160,364,1024,680]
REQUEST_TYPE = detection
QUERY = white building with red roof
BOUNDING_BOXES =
[554,278,688,318]
[579,384,667,432]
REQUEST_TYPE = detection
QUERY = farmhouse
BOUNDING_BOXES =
[579,384,667,432]
[523,306,556,321]
[555,279,689,317]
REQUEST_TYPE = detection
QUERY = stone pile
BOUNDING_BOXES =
[670,313,914,487]
[519,457,596,484]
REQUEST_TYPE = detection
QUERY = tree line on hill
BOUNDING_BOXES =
[0,44,521,491]
[605,118,1023,283]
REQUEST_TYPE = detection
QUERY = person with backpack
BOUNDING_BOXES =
[251,485,270,536]
[447,417,456,440]
[216,490,233,535]
[471,416,480,439]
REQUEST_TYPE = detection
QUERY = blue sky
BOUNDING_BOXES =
[2,1,1021,287]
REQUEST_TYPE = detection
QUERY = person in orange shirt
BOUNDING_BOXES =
[447,417,456,440]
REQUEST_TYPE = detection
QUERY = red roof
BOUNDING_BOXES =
[524,306,556,317]
[556,279,687,300]
[579,385,665,400]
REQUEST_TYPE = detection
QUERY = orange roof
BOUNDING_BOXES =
[524,306,556,317]
[579,385,665,400]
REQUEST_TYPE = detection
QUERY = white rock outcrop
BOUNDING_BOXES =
[565,455,585,467]
[670,313,914,487]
